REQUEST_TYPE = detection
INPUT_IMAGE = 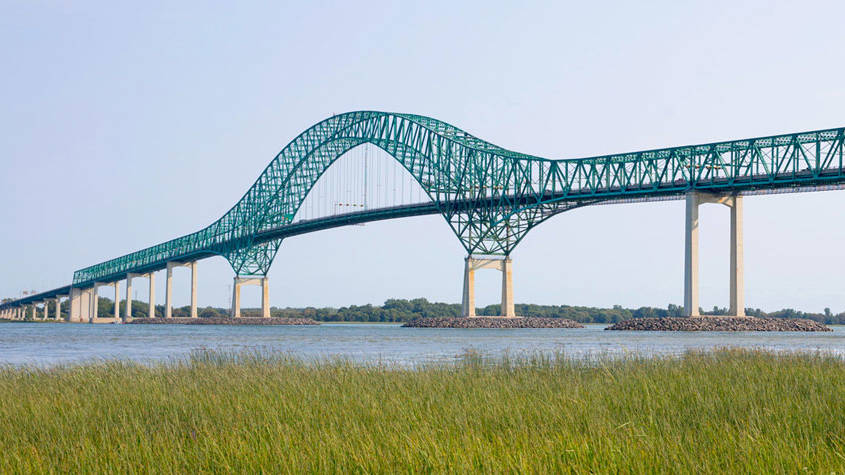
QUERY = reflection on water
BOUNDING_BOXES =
[0,322,842,367]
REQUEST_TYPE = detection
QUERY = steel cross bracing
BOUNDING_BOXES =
[67,111,844,288]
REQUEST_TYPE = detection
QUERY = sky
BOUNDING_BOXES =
[2,0,845,312]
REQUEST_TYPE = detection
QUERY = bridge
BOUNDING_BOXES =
[2,111,844,322]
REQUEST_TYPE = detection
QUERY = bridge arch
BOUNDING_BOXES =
[219,111,580,276]
[71,111,639,286]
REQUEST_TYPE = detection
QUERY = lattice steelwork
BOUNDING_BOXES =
[70,111,844,287]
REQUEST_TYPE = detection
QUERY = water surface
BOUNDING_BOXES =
[0,322,842,367]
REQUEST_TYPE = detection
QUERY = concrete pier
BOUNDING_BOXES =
[165,264,174,318]
[461,256,516,318]
[165,262,198,319]
[126,272,155,318]
[126,274,137,320]
[461,258,476,317]
[501,258,514,318]
[729,195,745,316]
[190,262,198,318]
[231,276,270,318]
[684,193,700,316]
[684,191,744,317]
[69,288,80,322]
[148,272,156,318]
[113,282,120,320]
[91,283,103,322]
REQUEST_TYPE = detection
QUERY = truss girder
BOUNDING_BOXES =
[70,112,845,287]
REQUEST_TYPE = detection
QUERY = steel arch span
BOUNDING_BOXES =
[62,111,844,289]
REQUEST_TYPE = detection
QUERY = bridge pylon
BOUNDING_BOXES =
[462,255,515,318]
[165,261,198,319]
[230,276,270,318]
[684,191,745,317]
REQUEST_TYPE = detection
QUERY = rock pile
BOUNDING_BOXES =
[128,317,319,325]
[403,317,584,328]
[606,317,831,332]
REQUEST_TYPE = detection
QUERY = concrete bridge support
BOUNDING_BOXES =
[53,297,63,321]
[461,256,515,317]
[127,272,156,318]
[126,274,136,320]
[165,264,174,318]
[684,191,745,317]
[112,282,120,320]
[69,287,95,322]
[148,273,155,318]
[91,283,104,322]
[165,261,198,318]
[230,276,270,318]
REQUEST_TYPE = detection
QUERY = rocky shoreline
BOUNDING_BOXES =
[403,317,584,328]
[606,317,831,332]
[127,317,319,325]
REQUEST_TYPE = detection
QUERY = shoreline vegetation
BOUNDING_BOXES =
[5,297,845,325]
[0,349,842,472]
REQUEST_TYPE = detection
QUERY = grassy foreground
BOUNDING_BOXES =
[1,350,843,473]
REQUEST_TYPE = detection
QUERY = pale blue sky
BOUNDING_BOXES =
[2,0,844,312]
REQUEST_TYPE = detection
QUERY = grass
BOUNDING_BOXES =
[0,349,843,473]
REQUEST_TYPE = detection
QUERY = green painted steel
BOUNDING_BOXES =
[56,111,843,288]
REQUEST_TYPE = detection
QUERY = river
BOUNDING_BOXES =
[1,322,844,367]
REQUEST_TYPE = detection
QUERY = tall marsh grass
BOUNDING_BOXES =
[0,349,843,472]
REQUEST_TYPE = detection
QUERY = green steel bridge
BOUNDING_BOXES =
[2,111,844,321]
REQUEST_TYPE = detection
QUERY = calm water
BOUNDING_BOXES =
[0,322,843,367]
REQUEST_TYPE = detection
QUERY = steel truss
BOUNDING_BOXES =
[65,112,843,288]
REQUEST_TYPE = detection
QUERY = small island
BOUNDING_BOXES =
[403,317,584,328]
[127,317,319,325]
[606,316,831,332]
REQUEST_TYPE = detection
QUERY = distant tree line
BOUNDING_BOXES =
[5,297,845,325]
